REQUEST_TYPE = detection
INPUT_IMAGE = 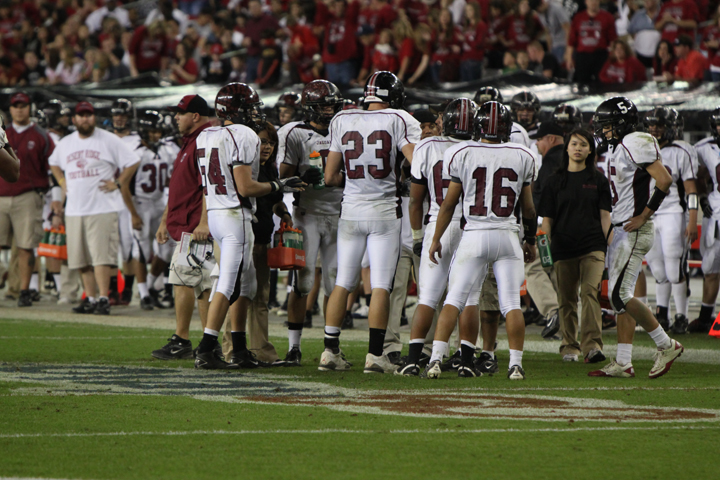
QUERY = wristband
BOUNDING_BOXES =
[412,229,423,241]
[688,193,698,210]
[115,180,121,190]
[270,181,280,192]
[647,186,668,211]
[522,217,537,245]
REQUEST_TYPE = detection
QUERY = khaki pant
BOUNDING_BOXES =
[0,190,44,249]
[60,263,82,300]
[555,251,605,357]
[524,255,559,317]
[247,244,278,362]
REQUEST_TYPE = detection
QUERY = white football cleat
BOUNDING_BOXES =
[649,339,684,379]
[363,353,396,374]
[588,360,635,378]
[318,350,352,371]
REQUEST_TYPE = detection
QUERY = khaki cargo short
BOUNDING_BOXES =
[0,190,44,249]
[65,213,119,269]
[168,240,215,298]
[477,266,500,312]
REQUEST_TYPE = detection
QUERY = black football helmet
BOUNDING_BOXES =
[111,98,133,132]
[274,92,303,124]
[138,110,164,149]
[442,98,477,140]
[475,101,512,143]
[644,106,676,143]
[510,91,541,128]
[302,80,343,125]
[710,107,720,144]
[38,99,70,130]
[669,108,684,138]
[552,104,583,134]
[363,71,405,109]
[473,87,503,106]
[592,97,639,147]
[215,82,265,130]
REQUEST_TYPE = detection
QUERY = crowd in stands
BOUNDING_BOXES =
[1,0,720,89]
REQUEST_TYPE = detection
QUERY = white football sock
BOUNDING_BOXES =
[648,326,672,350]
[289,329,302,350]
[138,282,149,299]
[616,343,633,365]
[509,349,523,368]
[430,341,448,363]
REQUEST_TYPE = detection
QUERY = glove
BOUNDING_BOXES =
[301,167,322,185]
[413,238,423,257]
[701,196,713,218]
[271,176,304,193]
[399,177,411,197]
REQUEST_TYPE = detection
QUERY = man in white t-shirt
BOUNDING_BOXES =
[49,102,141,315]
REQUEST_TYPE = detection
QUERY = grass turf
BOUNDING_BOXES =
[0,317,719,479]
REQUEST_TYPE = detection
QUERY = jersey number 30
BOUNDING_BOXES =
[197,148,227,195]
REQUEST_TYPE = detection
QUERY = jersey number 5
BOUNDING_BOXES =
[342,131,393,179]
[197,148,227,196]
[469,167,518,217]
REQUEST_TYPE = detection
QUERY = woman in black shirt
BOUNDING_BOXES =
[538,128,612,364]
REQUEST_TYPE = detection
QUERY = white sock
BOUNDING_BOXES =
[53,274,62,289]
[30,273,39,291]
[138,282,149,299]
[324,326,341,336]
[616,343,633,365]
[204,328,219,337]
[655,282,671,309]
[648,325,672,350]
[147,274,157,290]
[430,341,448,363]
[289,329,302,350]
[88,296,96,303]
[509,349,523,368]
[671,282,688,318]
[482,350,495,359]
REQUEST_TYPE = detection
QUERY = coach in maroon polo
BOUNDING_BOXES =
[0,92,54,307]
[152,94,214,360]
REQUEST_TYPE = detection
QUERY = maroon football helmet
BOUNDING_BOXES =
[215,83,265,130]
[301,80,343,126]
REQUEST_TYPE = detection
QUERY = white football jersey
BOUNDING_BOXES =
[410,136,465,223]
[133,142,177,202]
[510,122,531,147]
[445,141,535,232]
[119,132,142,150]
[696,137,720,218]
[329,108,421,220]
[196,125,260,212]
[278,121,343,216]
[606,132,660,224]
[655,141,695,215]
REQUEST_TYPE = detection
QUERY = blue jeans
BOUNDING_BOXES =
[325,61,355,87]
[245,56,260,83]
[460,60,483,82]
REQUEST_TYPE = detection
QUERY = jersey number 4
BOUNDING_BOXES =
[342,131,393,179]
[197,148,227,195]
[469,167,518,217]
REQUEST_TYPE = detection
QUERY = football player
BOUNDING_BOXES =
[643,107,698,334]
[588,97,683,379]
[277,80,344,366]
[275,92,303,127]
[473,87,531,147]
[425,101,537,380]
[322,71,421,373]
[552,103,583,136]
[510,91,542,139]
[193,83,304,370]
[397,98,479,376]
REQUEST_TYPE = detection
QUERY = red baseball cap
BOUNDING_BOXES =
[210,43,224,55]
[10,92,31,106]
[75,101,95,115]
[169,95,210,116]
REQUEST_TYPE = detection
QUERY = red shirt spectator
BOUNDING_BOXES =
[599,41,647,84]
[371,30,399,73]
[567,5,617,53]
[653,39,678,76]
[701,20,720,58]
[673,35,708,81]
[320,0,360,64]
[1,122,54,197]
[359,0,397,33]
[656,0,699,44]
[128,24,168,74]
[461,16,488,62]
[287,21,320,82]
[501,1,544,52]
[397,0,428,26]
[244,0,280,57]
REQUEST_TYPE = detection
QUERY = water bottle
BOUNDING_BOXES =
[308,151,325,190]
[537,230,553,268]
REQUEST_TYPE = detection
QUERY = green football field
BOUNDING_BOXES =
[0,306,719,480]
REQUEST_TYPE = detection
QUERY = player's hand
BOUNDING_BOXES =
[429,240,442,265]
[522,242,536,264]
[273,177,306,193]
[300,168,322,185]
[156,222,169,245]
[99,179,118,192]
[192,222,210,242]
[623,213,648,232]
[132,214,143,230]
[685,223,698,244]
[412,238,423,257]
[701,197,713,218]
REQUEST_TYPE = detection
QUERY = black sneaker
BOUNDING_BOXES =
[671,314,688,335]
[657,311,670,331]
[341,311,354,330]
[277,347,302,367]
[140,296,155,310]
[268,299,281,310]
[29,289,41,302]
[94,298,111,315]
[400,312,408,327]
[17,290,32,307]
[152,335,194,360]
[602,311,617,330]
[523,307,543,326]
[230,349,271,368]
[458,360,483,378]
[507,365,526,380]
[394,363,420,376]
[397,352,431,369]
[475,352,499,375]
[688,317,712,334]
[195,349,238,370]
[149,288,167,309]
[160,288,174,309]
[440,350,462,371]
[107,290,120,306]
[303,310,313,328]
[119,289,132,306]
[72,298,96,314]
[541,310,560,339]
[386,351,402,365]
